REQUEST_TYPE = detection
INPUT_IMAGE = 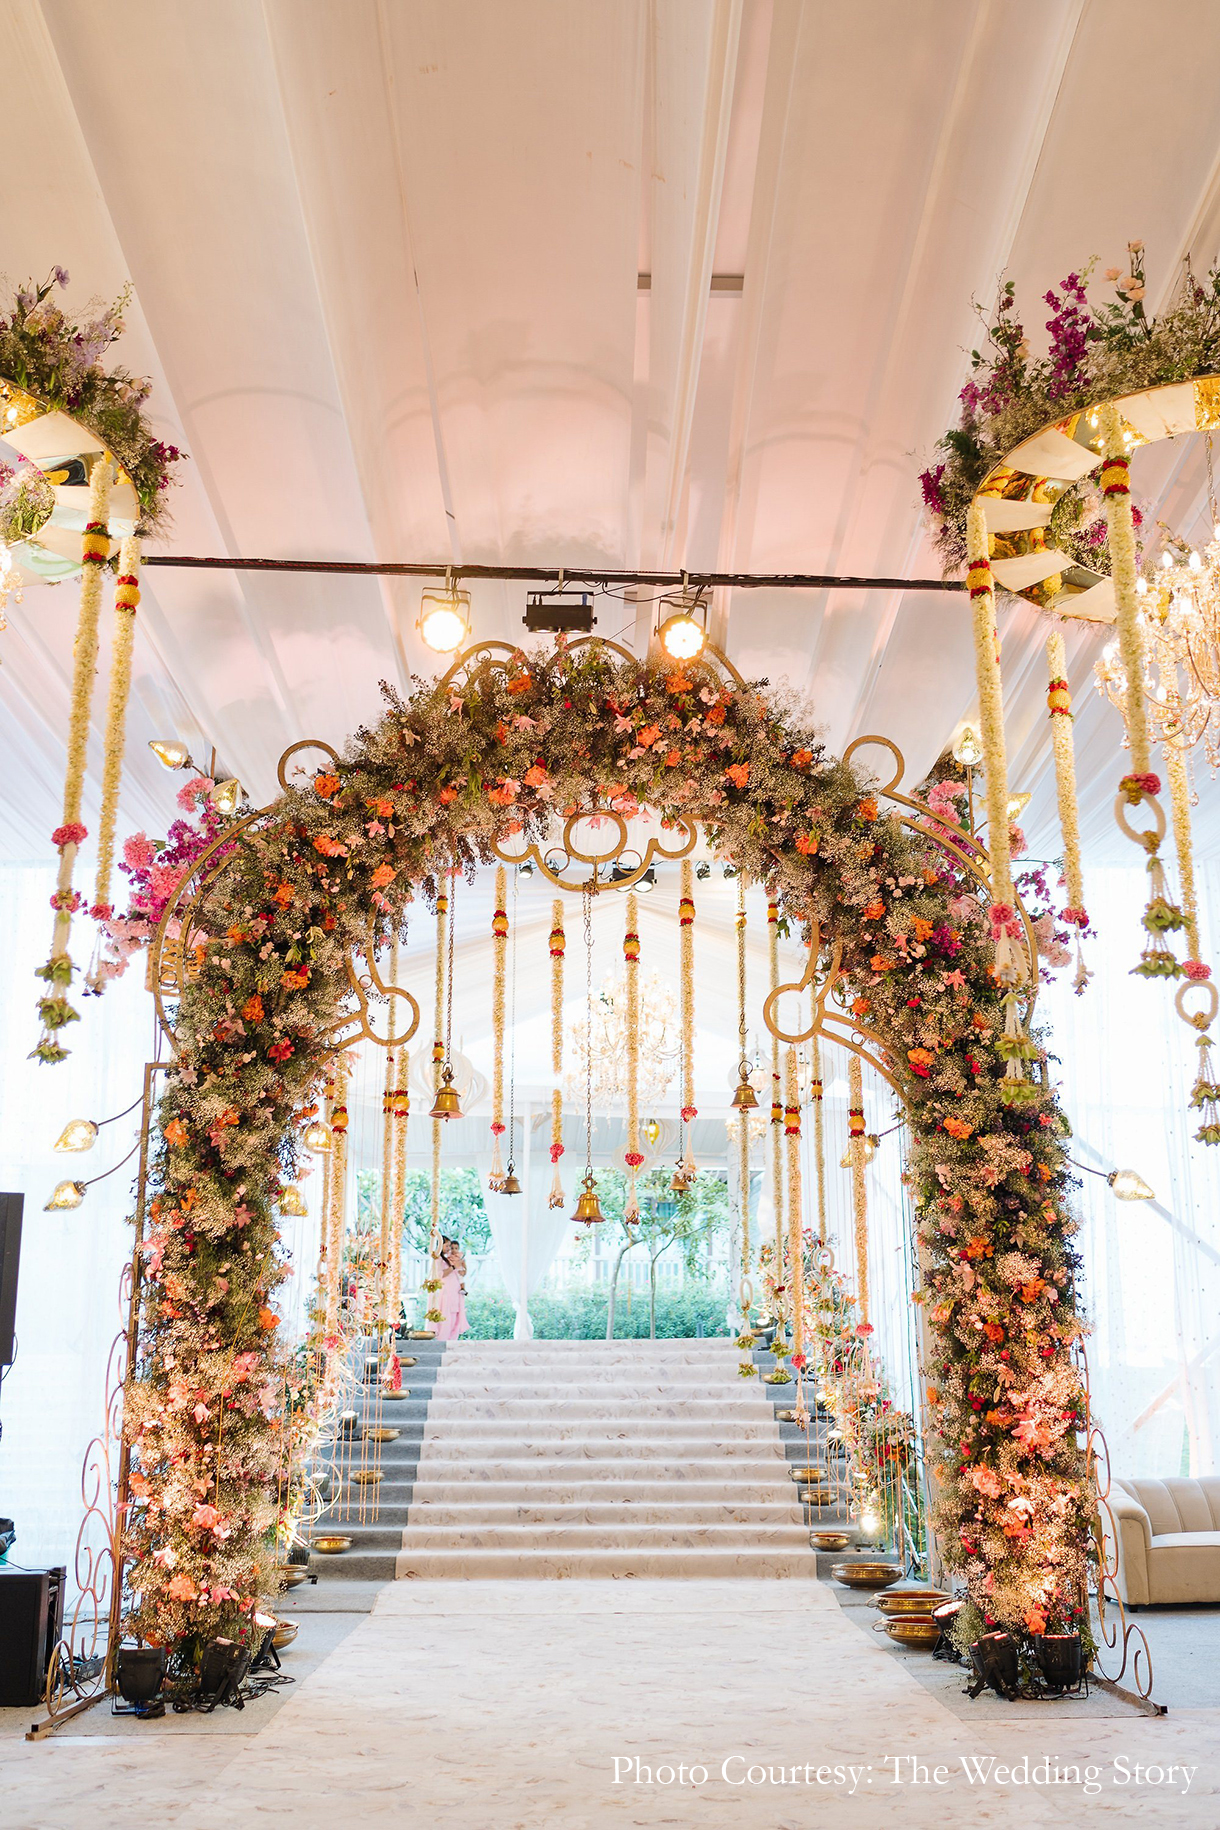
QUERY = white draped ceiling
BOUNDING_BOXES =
[3,0,1220,870]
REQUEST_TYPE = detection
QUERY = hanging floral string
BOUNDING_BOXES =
[379,1043,397,1324]
[1044,630,1091,992]
[549,899,566,1208]
[734,875,753,1317]
[323,1053,350,1339]
[1163,722,1220,1142]
[965,499,1020,984]
[623,891,643,1221]
[678,858,697,1182]
[91,534,141,931]
[767,900,785,1271]
[391,1048,409,1327]
[784,1047,804,1361]
[848,1055,870,1326]
[810,1032,827,1243]
[426,887,447,1318]
[489,864,508,1190]
[32,460,112,1062]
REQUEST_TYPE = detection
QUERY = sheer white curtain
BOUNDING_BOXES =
[0,865,154,1577]
[1039,862,1220,1479]
[477,1109,572,1337]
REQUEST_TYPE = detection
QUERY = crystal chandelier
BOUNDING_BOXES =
[1095,512,1220,773]
[566,969,678,1109]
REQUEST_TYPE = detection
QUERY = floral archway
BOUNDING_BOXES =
[126,640,1092,1656]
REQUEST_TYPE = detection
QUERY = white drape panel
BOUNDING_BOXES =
[0,865,153,1579]
[478,1117,573,1338]
[1039,864,1220,1479]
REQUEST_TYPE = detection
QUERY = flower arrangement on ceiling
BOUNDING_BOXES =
[126,639,1091,1667]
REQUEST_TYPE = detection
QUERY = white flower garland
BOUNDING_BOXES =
[848,1055,870,1326]
[489,864,508,1190]
[966,499,1024,989]
[1045,631,1091,991]
[767,900,785,1275]
[623,892,642,1220]
[810,1031,827,1243]
[549,900,565,1206]
[679,859,696,1179]
[784,1047,804,1359]
[323,1053,350,1338]
[391,1050,408,1328]
[92,534,140,924]
[1164,729,1201,964]
[1100,406,1151,774]
[430,890,446,1251]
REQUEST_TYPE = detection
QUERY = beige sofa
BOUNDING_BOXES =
[1108,1477,1220,1606]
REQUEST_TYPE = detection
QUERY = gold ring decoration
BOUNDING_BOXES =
[0,379,140,581]
[1175,976,1220,1032]
[278,737,343,793]
[1113,786,1167,850]
[738,1275,754,1311]
[973,378,1220,624]
[490,802,696,895]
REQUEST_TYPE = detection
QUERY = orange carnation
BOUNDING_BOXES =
[258,1305,280,1331]
[313,773,340,799]
[242,994,264,1023]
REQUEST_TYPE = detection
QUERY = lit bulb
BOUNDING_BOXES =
[1006,791,1031,821]
[1107,1168,1155,1202]
[302,1121,333,1153]
[1135,576,1148,595]
[1161,551,1174,569]
[210,778,241,817]
[278,1185,308,1217]
[1103,641,1118,664]
[860,1509,880,1536]
[418,591,470,654]
[1213,523,1220,542]
[659,611,706,660]
[54,1118,98,1153]
[148,739,190,770]
[1190,550,1203,572]
[951,725,983,768]
[44,1179,86,1211]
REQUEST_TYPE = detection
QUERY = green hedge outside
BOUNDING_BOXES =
[461,1285,731,1340]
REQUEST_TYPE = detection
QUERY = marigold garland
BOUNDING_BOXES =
[784,1048,804,1359]
[391,1052,409,1323]
[549,900,565,1206]
[380,1044,397,1323]
[848,1055,870,1326]
[431,889,447,1249]
[679,859,697,1169]
[489,864,508,1190]
[91,534,141,930]
[966,500,1019,969]
[124,643,1092,1654]
[810,1032,827,1244]
[32,461,111,1062]
[323,1054,350,1338]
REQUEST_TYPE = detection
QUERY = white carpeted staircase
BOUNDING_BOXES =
[396,1338,817,1578]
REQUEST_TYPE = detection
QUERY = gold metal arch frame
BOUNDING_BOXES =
[973,375,1220,623]
[763,734,1037,1095]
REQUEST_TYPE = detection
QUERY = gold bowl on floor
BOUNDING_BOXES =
[812,1531,851,1551]
[352,1468,383,1486]
[885,1616,941,1649]
[272,1619,299,1650]
[364,1426,400,1442]
[874,1588,950,1618]
[789,1465,826,1483]
[381,1389,409,1400]
[776,1409,799,1422]
[409,1329,436,1340]
[274,1564,309,1588]
[832,1561,903,1590]
[311,1534,353,1554]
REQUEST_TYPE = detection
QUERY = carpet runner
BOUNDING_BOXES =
[394,1338,817,1577]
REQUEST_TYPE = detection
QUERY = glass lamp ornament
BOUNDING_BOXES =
[278,1185,308,1217]
[44,1178,86,1211]
[840,1134,879,1168]
[418,584,472,655]
[950,724,984,768]
[1108,1168,1155,1201]
[54,1117,98,1152]
[148,737,190,771]
[302,1119,333,1153]
[210,777,242,817]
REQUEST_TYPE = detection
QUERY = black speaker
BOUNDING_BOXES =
[0,1192,22,1369]
[0,1567,65,1706]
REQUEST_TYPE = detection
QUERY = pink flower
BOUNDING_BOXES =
[177,774,213,813]
[123,832,158,871]
[191,1502,221,1531]
[1185,960,1212,981]
[165,1573,198,1602]
[51,821,88,848]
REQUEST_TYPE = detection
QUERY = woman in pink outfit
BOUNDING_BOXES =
[436,1237,468,1341]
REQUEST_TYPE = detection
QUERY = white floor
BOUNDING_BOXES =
[6,1580,1220,1829]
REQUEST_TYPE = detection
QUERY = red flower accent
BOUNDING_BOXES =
[52,821,87,848]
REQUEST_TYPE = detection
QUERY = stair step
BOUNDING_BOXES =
[400,1523,813,1549]
[405,1501,805,1525]
[395,1547,819,1579]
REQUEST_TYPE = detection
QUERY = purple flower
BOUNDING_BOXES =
[920,464,947,516]
[53,266,70,288]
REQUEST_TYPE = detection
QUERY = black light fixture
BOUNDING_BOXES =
[635,866,657,894]
[695,861,711,881]
[524,590,596,634]
[1032,1631,1084,1694]
[967,1631,1019,1700]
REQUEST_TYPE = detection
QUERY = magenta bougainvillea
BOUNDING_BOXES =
[124,644,1092,1654]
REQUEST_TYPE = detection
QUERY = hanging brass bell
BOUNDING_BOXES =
[571,1172,605,1224]
[670,1162,691,1194]
[500,1163,522,1196]
[429,1065,463,1121]
[730,1072,759,1111]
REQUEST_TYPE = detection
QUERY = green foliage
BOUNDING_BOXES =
[463,1284,731,1340]
[356,1165,492,1256]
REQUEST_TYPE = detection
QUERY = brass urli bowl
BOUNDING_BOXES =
[884,1616,941,1650]
[274,1564,309,1589]
[811,1531,851,1551]
[381,1389,410,1401]
[789,1465,827,1483]
[364,1426,400,1442]
[874,1588,950,1618]
[311,1534,353,1555]
[272,1619,300,1650]
[409,1330,436,1340]
[832,1561,903,1590]
[352,1468,384,1486]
